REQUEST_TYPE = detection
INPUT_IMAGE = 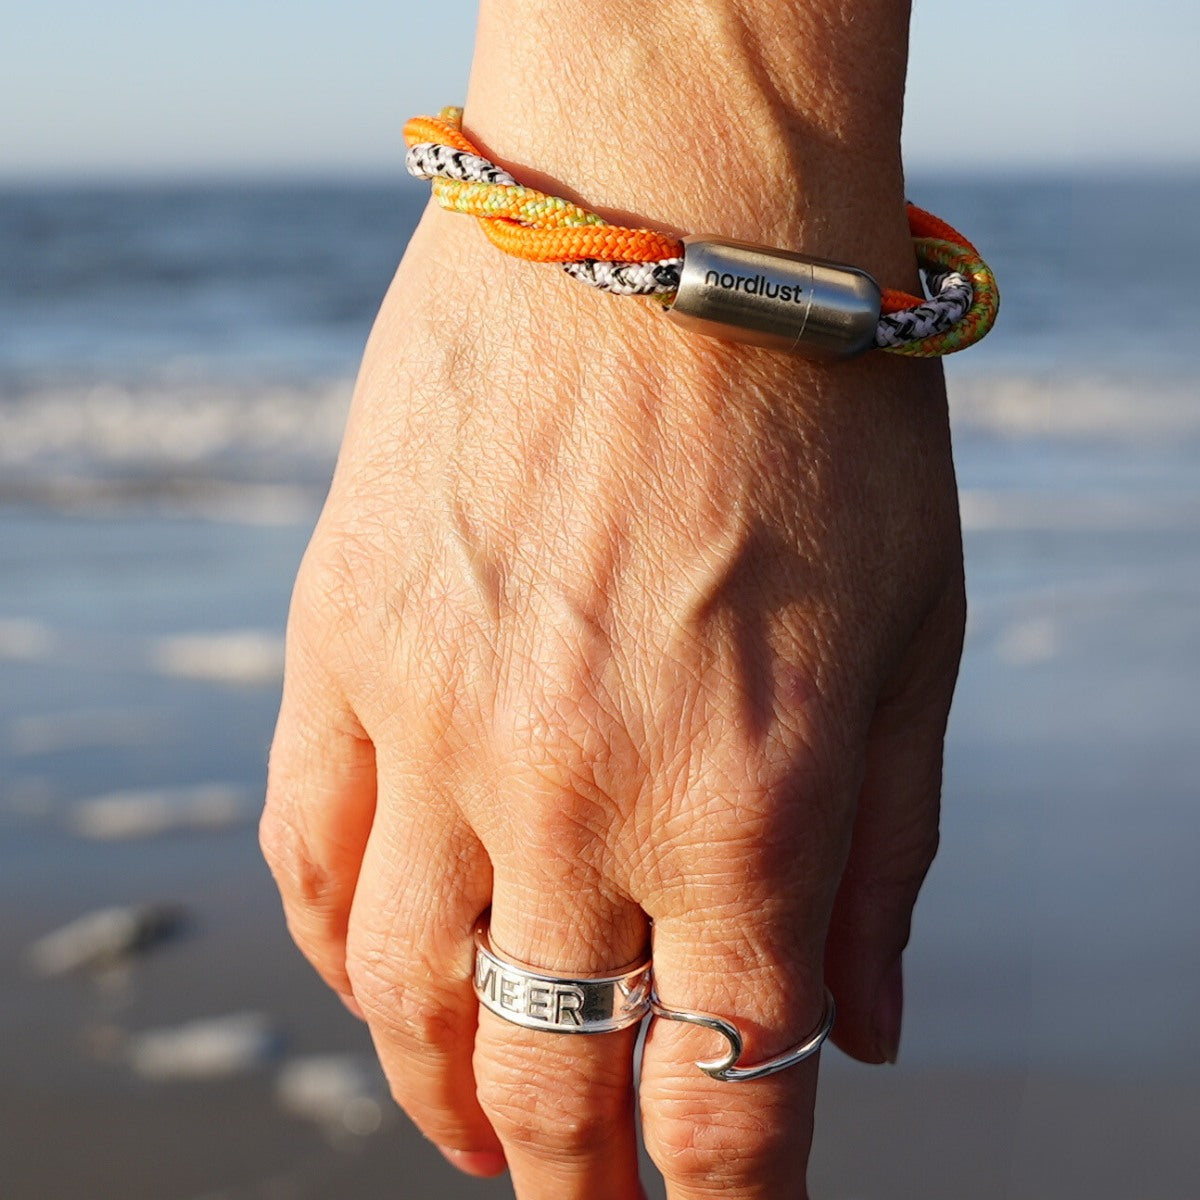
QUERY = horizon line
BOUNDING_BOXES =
[1,159,1198,188]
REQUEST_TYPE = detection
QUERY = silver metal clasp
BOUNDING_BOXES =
[665,235,881,360]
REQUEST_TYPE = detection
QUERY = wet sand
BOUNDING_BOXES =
[3,669,1199,1197]
[2,413,1199,1199]
[3,813,1197,1200]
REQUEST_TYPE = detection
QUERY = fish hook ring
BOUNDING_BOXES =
[651,989,837,1082]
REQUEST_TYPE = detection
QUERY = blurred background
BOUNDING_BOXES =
[1,2,1198,1197]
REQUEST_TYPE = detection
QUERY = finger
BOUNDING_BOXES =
[641,907,829,1200]
[638,734,860,1200]
[825,582,965,1064]
[473,856,649,1200]
[261,654,376,1005]
[345,757,502,1170]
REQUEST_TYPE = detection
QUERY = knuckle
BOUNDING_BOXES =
[285,527,406,685]
[257,799,292,878]
[257,802,341,920]
[347,954,465,1054]
[392,1097,482,1157]
[517,793,607,870]
[501,674,634,828]
[497,747,623,873]
[873,797,942,886]
[661,764,847,900]
[342,954,488,1150]
[476,1044,627,1160]
[642,1085,797,1189]
[258,808,349,994]
[292,527,382,629]
[905,822,941,882]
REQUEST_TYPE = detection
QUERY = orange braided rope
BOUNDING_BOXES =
[476,220,686,265]
[881,284,924,315]
[403,114,478,156]
[404,107,998,351]
[404,111,683,267]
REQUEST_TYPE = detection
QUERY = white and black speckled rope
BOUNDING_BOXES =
[406,141,974,347]
[874,272,973,349]
[407,142,519,187]
[561,258,683,295]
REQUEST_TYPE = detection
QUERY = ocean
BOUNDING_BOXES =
[1,175,1198,1199]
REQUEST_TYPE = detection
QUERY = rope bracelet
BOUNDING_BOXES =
[404,107,999,360]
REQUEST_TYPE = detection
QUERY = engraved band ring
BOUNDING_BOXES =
[473,918,653,1034]
[471,914,835,1082]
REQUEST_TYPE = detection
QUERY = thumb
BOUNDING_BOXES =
[825,583,965,1064]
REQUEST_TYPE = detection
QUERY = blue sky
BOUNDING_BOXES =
[2,0,1198,178]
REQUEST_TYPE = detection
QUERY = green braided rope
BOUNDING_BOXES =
[886,238,1000,357]
[433,179,609,229]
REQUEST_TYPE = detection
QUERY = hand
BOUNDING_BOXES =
[262,2,964,1195]
[261,200,963,1198]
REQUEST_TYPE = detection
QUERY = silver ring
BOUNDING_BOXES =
[472,915,652,1034]
[651,988,836,1082]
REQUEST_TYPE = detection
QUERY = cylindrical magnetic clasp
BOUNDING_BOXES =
[665,236,882,360]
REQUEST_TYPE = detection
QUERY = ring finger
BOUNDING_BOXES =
[475,861,649,1200]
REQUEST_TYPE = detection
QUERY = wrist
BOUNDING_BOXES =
[461,0,918,290]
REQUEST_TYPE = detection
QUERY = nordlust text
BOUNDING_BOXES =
[704,270,805,303]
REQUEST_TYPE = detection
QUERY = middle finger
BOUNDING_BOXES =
[475,854,649,1200]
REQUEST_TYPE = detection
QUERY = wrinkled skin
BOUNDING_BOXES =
[261,203,965,1200]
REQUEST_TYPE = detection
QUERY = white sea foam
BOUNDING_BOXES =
[959,489,1200,533]
[69,784,255,840]
[0,617,57,661]
[159,481,318,526]
[7,707,160,756]
[949,371,1200,443]
[275,1055,388,1138]
[27,903,188,977]
[151,630,285,685]
[4,476,320,525]
[127,1012,280,1081]
[2,372,1195,491]
[994,615,1059,666]
[0,379,350,474]
[1,624,287,685]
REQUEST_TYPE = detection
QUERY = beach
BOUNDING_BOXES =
[2,176,1198,1198]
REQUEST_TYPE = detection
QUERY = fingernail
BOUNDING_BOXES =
[338,992,365,1021]
[437,1147,508,1177]
[872,957,904,1064]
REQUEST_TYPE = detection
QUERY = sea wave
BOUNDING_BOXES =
[948,370,1200,443]
[1,371,1195,517]
[0,621,285,686]
[959,489,1200,533]
[151,630,285,685]
[0,377,350,480]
